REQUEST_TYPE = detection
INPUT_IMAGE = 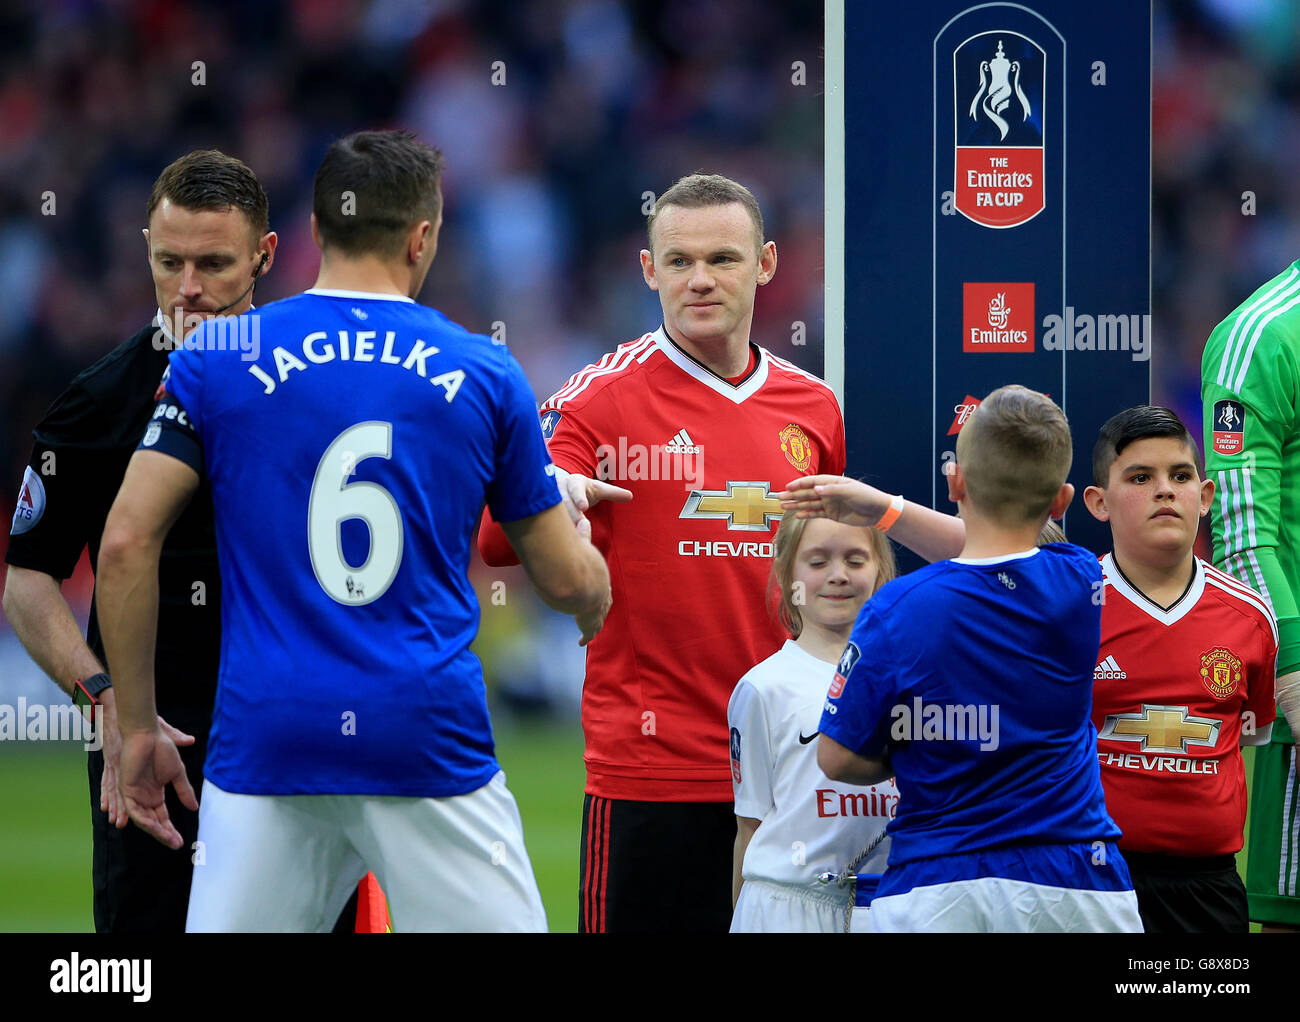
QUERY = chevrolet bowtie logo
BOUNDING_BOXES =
[1098,704,1220,754]
[679,481,782,531]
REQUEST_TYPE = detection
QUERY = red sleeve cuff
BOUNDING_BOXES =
[477,506,520,567]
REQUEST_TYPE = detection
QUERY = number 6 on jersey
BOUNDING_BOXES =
[308,420,404,605]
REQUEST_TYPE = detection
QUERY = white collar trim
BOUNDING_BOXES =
[154,308,177,345]
[1101,553,1205,626]
[306,288,416,303]
[952,548,1040,565]
[652,327,768,404]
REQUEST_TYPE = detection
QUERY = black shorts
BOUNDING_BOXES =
[1123,850,1249,933]
[579,795,735,933]
[89,732,208,933]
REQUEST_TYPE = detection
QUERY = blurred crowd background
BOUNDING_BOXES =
[0,0,1296,716]
[0,0,823,714]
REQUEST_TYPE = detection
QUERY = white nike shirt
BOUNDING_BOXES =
[729,640,897,890]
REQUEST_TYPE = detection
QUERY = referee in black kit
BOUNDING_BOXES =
[1,150,303,931]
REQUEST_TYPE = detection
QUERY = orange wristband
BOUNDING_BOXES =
[874,493,904,532]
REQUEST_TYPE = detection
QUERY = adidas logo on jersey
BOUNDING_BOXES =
[663,429,701,454]
[1094,654,1126,680]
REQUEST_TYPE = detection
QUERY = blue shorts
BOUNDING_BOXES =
[854,873,882,908]
[868,842,1143,933]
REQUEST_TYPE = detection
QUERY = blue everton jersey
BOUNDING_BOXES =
[154,289,560,797]
[819,543,1121,866]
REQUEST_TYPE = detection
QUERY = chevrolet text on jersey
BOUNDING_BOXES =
[677,540,774,558]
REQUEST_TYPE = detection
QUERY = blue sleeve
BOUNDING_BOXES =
[819,603,898,757]
[484,351,562,523]
[138,390,204,474]
[162,347,205,440]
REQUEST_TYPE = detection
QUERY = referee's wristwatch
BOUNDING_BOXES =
[72,673,112,724]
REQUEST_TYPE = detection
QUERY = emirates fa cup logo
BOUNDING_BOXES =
[953,31,1045,228]
[969,40,1031,141]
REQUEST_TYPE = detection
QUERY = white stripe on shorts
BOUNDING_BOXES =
[867,876,1143,933]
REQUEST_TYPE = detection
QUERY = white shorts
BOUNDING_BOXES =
[731,879,852,933]
[868,877,1142,933]
[186,770,547,933]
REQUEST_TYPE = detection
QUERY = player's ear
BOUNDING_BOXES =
[142,227,150,258]
[640,249,658,290]
[756,240,777,285]
[310,213,323,251]
[1082,484,1109,522]
[1199,475,1214,516]
[256,231,278,276]
[1049,482,1074,519]
[407,219,433,266]
[945,461,966,504]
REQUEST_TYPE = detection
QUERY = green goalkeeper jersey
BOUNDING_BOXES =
[1202,259,1300,743]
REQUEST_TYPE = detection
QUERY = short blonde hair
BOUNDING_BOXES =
[769,511,897,638]
[1037,518,1067,545]
[646,173,764,257]
[955,385,1072,527]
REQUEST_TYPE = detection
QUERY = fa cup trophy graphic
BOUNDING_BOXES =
[969,39,1031,141]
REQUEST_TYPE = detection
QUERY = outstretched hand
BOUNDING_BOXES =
[556,466,633,540]
[99,692,195,830]
[575,583,613,647]
[777,475,889,528]
[118,727,199,849]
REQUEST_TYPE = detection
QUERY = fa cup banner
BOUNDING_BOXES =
[955,33,1045,227]
[834,1,1151,566]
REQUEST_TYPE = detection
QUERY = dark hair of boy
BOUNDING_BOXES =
[1092,405,1203,488]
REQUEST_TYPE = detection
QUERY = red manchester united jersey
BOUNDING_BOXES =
[1093,554,1278,856]
[540,328,846,801]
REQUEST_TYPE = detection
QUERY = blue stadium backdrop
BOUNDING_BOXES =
[826,0,1151,567]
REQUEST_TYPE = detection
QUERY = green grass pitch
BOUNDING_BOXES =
[0,732,1258,932]
[0,720,586,933]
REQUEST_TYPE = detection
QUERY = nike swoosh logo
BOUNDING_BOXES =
[798,731,819,745]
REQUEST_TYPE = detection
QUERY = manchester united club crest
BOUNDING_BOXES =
[779,423,814,472]
[954,33,1045,228]
[1200,647,1243,700]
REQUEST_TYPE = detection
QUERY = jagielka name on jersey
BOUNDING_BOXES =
[147,289,559,798]
[540,327,846,802]
[243,326,465,402]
